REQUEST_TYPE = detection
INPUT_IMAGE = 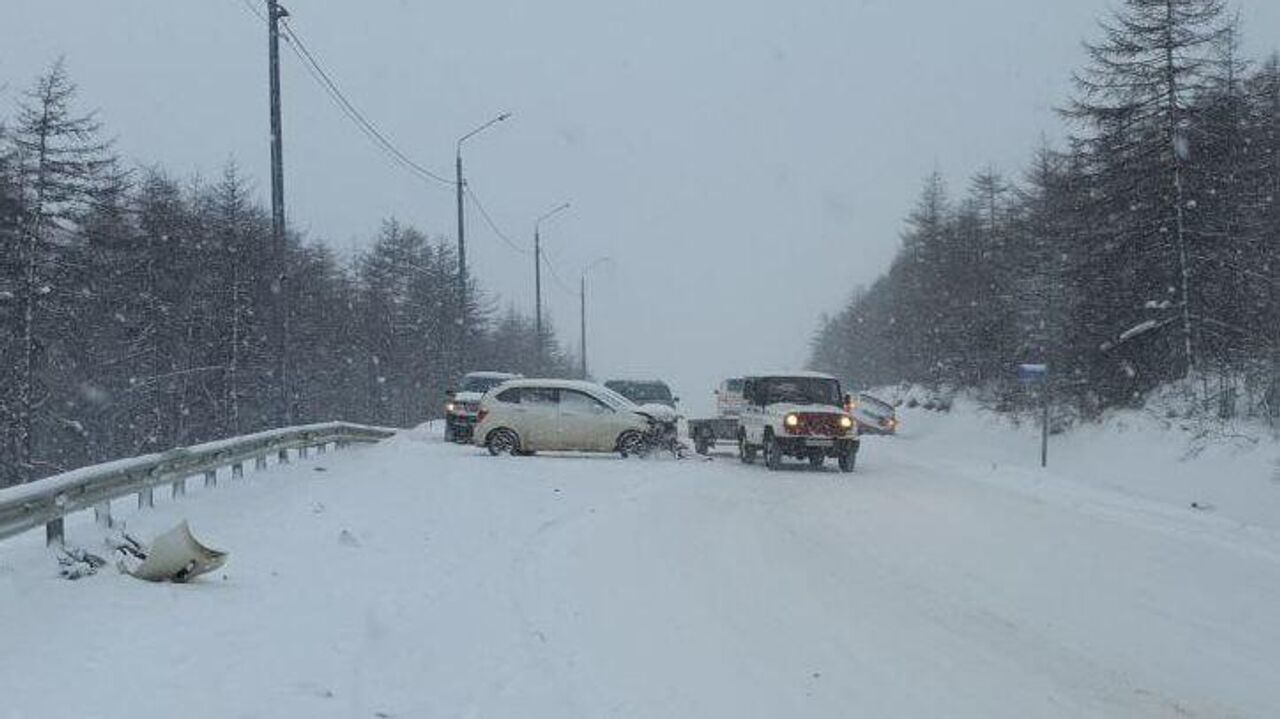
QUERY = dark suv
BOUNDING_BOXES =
[603,379,678,409]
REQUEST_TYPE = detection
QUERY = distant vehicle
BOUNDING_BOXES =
[737,372,859,472]
[688,377,746,455]
[444,371,522,443]
[603,379,678,408]
[850,392,898,435]
[715,377,746,417]
[474,379,676,457]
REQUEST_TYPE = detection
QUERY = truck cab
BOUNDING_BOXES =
[737,372,859,472]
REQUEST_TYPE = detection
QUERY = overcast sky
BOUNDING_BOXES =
[5,0,1279,414]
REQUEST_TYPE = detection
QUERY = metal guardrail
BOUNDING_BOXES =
[0,422,397,546]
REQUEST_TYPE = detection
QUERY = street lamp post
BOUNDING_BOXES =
[580,257,612,380]
[454,111,511,369]
[534,202,571,364]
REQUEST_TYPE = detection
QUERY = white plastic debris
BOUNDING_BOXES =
[119,521,228,583]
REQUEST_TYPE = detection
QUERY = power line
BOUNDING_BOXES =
[234,0,265,22]
[275,18,456,189]
[464,185,532,256]
[540,251,576,296]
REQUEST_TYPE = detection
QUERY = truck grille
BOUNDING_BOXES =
[790,413,846,436]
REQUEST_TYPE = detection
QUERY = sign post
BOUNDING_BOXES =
[1017,364,1049,468]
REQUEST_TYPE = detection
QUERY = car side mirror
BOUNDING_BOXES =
[713,389,720,396]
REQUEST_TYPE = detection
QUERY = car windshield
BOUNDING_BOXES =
[758,377,841,407]
[858,393,895,416]
[460,375,510,393]
[606,381,672,403]
[725,379,744,392]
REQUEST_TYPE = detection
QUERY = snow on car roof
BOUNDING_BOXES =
[465,371,522,379]
[492,378,612,391]
[742,370,837,380]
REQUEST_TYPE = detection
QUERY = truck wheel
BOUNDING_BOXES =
[695,433,711,455]
[838,446,857,473]
[764,434,782,471]
[444,423,456,443]
[738,436,757,464]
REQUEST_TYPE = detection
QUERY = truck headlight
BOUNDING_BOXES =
[784,413,800,428]
[446,402,456,413]
[839,415,854,430]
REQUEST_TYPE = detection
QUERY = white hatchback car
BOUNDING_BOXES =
[473,379,659,456]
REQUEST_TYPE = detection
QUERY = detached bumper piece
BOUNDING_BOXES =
[120,521,228,583]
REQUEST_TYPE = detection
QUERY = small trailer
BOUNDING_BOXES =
[687,416,741,455]
[686,378,745,455]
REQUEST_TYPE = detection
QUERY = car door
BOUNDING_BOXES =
[517,386,560,450]
[558,389,615,451]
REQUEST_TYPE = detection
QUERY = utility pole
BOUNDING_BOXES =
[535,227,543,357]
[454,112,511,373]
[533,202,570,368]
[580,257,610,381]
[579,273,587,379]
[267,0,290,426]
[455,150,466,373]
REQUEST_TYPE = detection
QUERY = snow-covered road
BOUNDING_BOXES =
[3,413,1279,718]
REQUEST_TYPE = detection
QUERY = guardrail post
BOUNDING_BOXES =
[299,445,309,459]
[278,448,290,464]
[94,501,113,528]
[336,439,349,450]
[232,462,244,479]
[138,487,154,509]
[46,518,64,546]
[204,469,217,488]
[255,455,268,471]
[172,477,186,499]
[316,442,327,454]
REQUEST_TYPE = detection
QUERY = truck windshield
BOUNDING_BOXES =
[759,377,841,407]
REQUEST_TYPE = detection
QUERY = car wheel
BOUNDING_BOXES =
[617,431,646,458]
[808,454,825,468]
[486,428,520,456]
[738,435,756,464]
[838,446,857,473]
[764,434,782,471]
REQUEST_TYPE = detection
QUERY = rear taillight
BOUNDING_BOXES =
[477,409,489,423]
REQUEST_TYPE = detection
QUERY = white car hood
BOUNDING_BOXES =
[453,391,485,404]
[634,403,679,422]
[764,403,845,416]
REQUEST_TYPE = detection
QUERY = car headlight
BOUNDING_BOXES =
[445,402,456,413]
[784,413,800,428]
[839,415,854,430]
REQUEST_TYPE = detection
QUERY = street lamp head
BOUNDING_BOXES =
[536,201,572,231]
[583,255,613,278]
[458,111,515,150]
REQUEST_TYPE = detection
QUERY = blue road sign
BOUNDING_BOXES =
[1017,363,1048,382]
